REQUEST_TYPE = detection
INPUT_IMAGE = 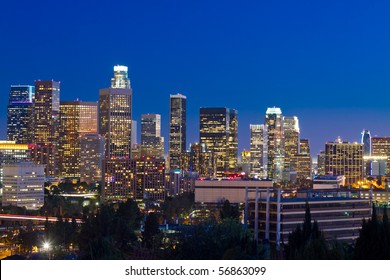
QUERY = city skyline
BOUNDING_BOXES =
[2,1,390,156]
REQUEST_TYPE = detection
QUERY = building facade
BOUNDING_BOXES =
[371,137,390,175]
[250,124,267,178]
[99,65,132,158]
[200,107,238,177]
[325,139,364,185]
[0,141,32,184]
[265,107,284,182]
[7,85,35,144]
[180,143,216,178]
[80,134,105,184]
[102,158,165,203]
[248,189,371,246]
[141,114,164,158]
[283,116,300,179]
[169,94,186,170]
[2,162,45,210]
[59,101,98,178]
[33,80,60,176]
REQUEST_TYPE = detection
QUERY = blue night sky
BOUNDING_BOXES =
[1,0,390,156]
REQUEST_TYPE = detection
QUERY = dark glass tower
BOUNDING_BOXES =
[361,129,371,156]
[199,107,238,177]
[7,85,35,144]
[169,94,186,170]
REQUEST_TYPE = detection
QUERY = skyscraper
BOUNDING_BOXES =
[249,124,267,178]
[227,109,238,173]
[141,114,164,158]
[59,101,98,177]
[265,107,284,182]
[99,65,132,158]
[283,116,300,176]
[299,139,310,155]
[7,85,35,144]
[361,130,371,156]
[33,80,60,176]
[199,107,238,177]
[180,143,216,178]
[169,94,186,170]
[371,136,390,174]
[80,134,105,184]
[325,138,364,185]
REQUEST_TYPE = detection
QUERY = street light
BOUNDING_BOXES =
[42,242,51,260]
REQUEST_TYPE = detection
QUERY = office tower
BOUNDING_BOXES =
[299,139,310,155]
[131,120,137,145]
[33,80,60,176]
[228,109,238,173]
[361,130,371,156]
[180,143,216,178]
[141,114,164,158]
[371,137,390,174]
[200,107,238,177]
[2,162,45,210]
[102,158,165,202]
[325,138,364,185]
[265,107,284,182]
[7,85,35,144]
[0,141,32,184]
[283,116,299,176]
[80,134,105,184]
[241,150,251,175]
[291,155,312,180]
[249,124,267,178]
[317,150,326,176]
[169,94,186,170]
[99,65,132,158]
[59,101,98,178]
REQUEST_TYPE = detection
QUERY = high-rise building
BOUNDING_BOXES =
[283,116,300,176]
[361,130,371,156]
[228,109,238,173]
[241,150,251,175]
[317,150,326,176]
[371,137,390,174]
[200,107,238,177]
[141,114,164,158]
[325,138,364,185]
[180,143,215,178]
[33,80,60,176]
[169,94,186,170]
[99,65,132,158]
[2,162,45,210]
[102,158,165,202]
[249,124,267,178]
[59,101,98,178]
[0,141,32,184]
[265,107,284,182]
[80,134,105,184]
[291,154,312,180]
[299,139,310,155]
[7,85,35,144]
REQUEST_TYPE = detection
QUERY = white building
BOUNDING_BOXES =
[2,162,45,210]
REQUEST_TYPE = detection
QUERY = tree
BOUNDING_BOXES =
[142,212,160,249]
[220,200,239,221]
[285,202,331,259]
[354,204,390,259]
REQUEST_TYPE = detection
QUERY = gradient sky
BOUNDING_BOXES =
[1,0,390,157]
